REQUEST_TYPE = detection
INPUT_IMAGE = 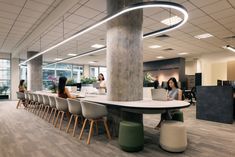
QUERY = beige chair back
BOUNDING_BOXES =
[48,96,56,108]
[67,98,82,115]
[80,101,107,119]
[42,95,50,106]
[55,97,68,111]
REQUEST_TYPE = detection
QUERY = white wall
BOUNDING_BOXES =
[198,52,235,85]
[211,62,227,85]
[11,58,20,100]
[185,60,197,75]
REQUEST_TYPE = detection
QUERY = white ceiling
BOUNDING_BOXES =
[0,0,235,66]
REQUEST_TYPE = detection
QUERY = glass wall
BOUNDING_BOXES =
[90,66,107,79]
[0,59,11,99]
[42,63,83,89]
[90,66,99,78]
[72,65,84,82]
[20,65,27,81]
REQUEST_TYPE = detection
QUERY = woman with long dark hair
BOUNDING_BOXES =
[167,77,182,100]
[58,76,75,99]
[18,80,26,93]
[155,77,182,129]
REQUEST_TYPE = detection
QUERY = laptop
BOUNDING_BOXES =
[93,82,100,88]
[151,88,168,101]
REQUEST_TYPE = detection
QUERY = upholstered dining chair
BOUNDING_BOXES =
[66,98,82,137]
[54,97,69,130]
[79,100,111,144]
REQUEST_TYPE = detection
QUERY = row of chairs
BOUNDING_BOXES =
[16,92,111,144]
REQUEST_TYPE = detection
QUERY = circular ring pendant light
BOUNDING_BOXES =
[20,1,188,66]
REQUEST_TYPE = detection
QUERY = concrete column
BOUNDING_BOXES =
[83,64,89,77]
[106,0,143,101]
[11,57,20,100]
[27,51,42,91]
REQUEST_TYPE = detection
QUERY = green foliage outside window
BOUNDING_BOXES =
[80,76,97,84]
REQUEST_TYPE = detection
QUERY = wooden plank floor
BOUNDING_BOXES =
[0,101,234,157]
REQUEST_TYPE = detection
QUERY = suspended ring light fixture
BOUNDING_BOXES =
[19,1,188,66]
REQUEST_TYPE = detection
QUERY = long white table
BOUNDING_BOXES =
[82,94,190,110]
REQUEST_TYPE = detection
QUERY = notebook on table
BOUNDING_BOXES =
[151,88,168,101]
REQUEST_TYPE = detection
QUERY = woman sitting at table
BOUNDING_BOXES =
[18,80,26,93]
[18,80,27,107]
[58,76,76,99]
[155,77,182,129]
[97,73,106,93]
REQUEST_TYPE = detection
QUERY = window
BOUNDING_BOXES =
[42,63,83,89]
[72,65,83,82]
[43,68,55,90]
[89,66,107,80]
[19,62,84,90]
[90,66,99,78]
[0,59,11,99]
[55,63,72,78]
[20,65,27,81]
[99,67,107,80]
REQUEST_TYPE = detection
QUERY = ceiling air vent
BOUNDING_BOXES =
[156,34,170,38]
[163,48,174,51]
[155,34,170,41]
[224,35,235,39]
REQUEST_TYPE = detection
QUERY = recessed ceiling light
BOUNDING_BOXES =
[149,45,161,49]
[161,16,182,26]
[223,45,235,52]
[91,44,104,48]
[156,56,165,59]
[54,58,62,61]
[68,53,77,56]
[178,52,188,55]
[89,61,97,64]
[194,33,213,39]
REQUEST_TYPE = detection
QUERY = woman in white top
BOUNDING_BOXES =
[98,73,106,94]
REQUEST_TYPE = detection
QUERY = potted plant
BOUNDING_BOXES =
[66,78,75,86]
[0,85,9,99]
[80,76,97,86]
[48,76,57,93]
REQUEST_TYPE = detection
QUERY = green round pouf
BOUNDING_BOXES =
[172,111,184,122]
[118,121,144,152]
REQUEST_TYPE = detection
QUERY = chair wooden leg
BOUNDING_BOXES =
[66,114,73,133]
[16,100,21,109]
[95,121,99,136]
[33,103,38,114]
[48,108,54,123]
[39,106,44,117]
[72,115,79,137]
[52,109,57,125]
[87,120,94,144]
[79,119,87,140]
[54,111,60,127]
[42,106,47,118]
[44,106,50,120]
[59,111,65,130]
[37,104,41,116]
[104,120,111,140]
